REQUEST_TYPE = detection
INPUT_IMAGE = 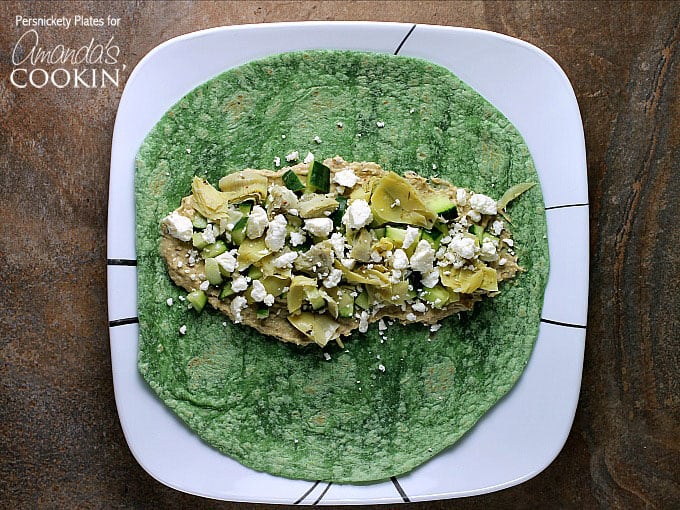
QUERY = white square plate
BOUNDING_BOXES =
[107,22,588,504]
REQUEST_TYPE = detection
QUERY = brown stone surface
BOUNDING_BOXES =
[1,1,678,508]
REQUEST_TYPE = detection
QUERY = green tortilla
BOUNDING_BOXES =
[135,50,549,483]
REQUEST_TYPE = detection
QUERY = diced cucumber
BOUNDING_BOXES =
[421,228,443,250]
[434,221,449,236]
[204,258,223,285]
[192,232,209,249]
[337,292,354,318]
[385,226,407,244]
[192,213,208,229]
[219,281,235,300]
[481,232,500,245]
[306,161,331,193]
[238,201,253,215]
[468,224,485,240]
[230,217,248,245]
[282,169,306,192]
[330,196,348,228]
[247,266,263,280]
[305,288,326,310]
[201,239,227,258]
[187,290,207,313]
[425,194,457,219]
[372,227,386,240]
[256,306,270,319]
[355,290,370,310]
[421,285,449,308]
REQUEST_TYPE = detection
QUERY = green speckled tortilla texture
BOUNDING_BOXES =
[135,50,549,483]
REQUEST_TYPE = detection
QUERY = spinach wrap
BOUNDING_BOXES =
[135,50,549,483]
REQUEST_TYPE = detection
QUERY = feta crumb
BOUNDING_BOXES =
[405,313,417,322]
[410,240,435,272]
[166,298,173,306]
[467,210,482,222]
[498,257,507,266]
[359,311,369,333]
[304,217,334,238]
[340,258,356,269]
[378,319,387,331]
[390,198,401,208]
[412,301,427,313]
[199,280,210,291]
[322,268,343,288]
[503,238,514,247]
[329,232,346,259]
[409,108,415,114]
[342,199,373,229]
[250,280,267,302]
[313,135,322,144]
[323,352,331,361]
[200,224,216,245]
[480,240,498,261]
[230,296,248,323]
[469,193,498,215]
[455,188,468,207]
[376,121,385,128]
[285,150,298,162]
[430,323,442,332]
[264,294,275,307]
[492,220,504,236]
[161,211,193,242]
[449,234,477,259]
[273,251,298,268]
[231,275,249,293]
[303,151,314,164]
[378,364,386,372]
[333,168,358,188]
[273,156,281,167]
[432,164,437,170]
[178,295,186,302]
[289,231,306,247]
[246,205,268,239]
[177,261,183,268]
[336,121,343,127]
[391,249,409,270]
[402,226,420,250]
[265,214,288,251]
[179,325,187,335]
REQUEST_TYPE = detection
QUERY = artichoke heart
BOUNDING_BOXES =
[369,172,437,228]
[218,170,268,203]
[191,176,231,220]
[236,238,270,270]
[441,266,485,294]
[287,312,340,347]
[287,275,318,313]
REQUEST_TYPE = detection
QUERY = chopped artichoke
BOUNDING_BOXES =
[497,182,535,211]
[369,172,437,228]
[287,311,340,347]
[191,177,231,220]
[350,229,374,262]
[287,275,318,313]
[297,193,339,218]
[236,238,270,271]
[218,170,268,203]
[440,267,484,294]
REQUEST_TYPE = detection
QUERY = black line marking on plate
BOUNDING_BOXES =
[391,477,411,503]
[541,318,587,329]
[544,203,589,211]
[107,259,137,266]
[394,24,417,55]
[109,317,139,327]
[312,482,332,505]
[294,480,320,505]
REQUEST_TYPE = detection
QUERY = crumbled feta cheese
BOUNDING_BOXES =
[161,211,193,241]
[498,257,507,266]
[359,311,369,333]
[378,319,387,331]
[186,148,191,154]
[469,193,497,215]
[179,325,187,335]
[467,210,481,222]
[340,258,356,269]
[250,280,267,302]
[430,323,442,332]
[503,238,514,247]
[342,199,373,229]
[410,240,435,272]
[214,250,238,274]
[303,151,314,164]
[480,240,498,261]
[313,135,322,144]
[405,313,417,322]
[201,224,216,245]
[456,188,467,207]
[492,220,504,236]
[402,226,420,250]
[230,296,248,323]
[412,301,427,313]
[329,233,346,258]
[449,234,477,259]
[333,168,358,188]
[178,295,185,302]
[231,275,249,293]
[289,231,306,247]
[273,156,281,167]
[376,121,385,128]
[199,280,210,291]
[272,251,298,268]
[391,249,409,270]
[323,352,331,361]
[409,108,415,114]
[269,185,299,212]
[422,267,440,288]
[304,217,334,238]
[177,261,183,268]
[265,214,288,251]
[378,364,386,372]
[323,268,343,288]
[264,294,275,307]
[337,121,343,127]
[246,205,268,239]
[166,298,173,306]
[390,198,401,208]
[285,150,299,162]
[281,134,286,139]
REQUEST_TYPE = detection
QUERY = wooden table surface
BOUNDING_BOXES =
[1,1,678,508]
